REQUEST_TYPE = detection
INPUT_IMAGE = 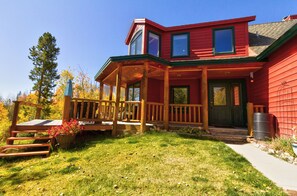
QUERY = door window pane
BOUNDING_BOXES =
[233,86,240,106]
[148,32,160,57]
[213,87,226,106]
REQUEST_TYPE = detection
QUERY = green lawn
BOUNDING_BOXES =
[0,131,286,195]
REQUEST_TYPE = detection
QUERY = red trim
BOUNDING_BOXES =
[125,16,256,45]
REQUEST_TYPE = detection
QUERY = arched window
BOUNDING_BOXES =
[129,31,142,55]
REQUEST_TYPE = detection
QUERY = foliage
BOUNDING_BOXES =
[268,137,295,157]
[73,70,99,99]
[17,93,39,123]
[48,119,81,137]
[28,32,60,117]
[0,102,10,141]
[0,132,285,195]
[50,69,75,119]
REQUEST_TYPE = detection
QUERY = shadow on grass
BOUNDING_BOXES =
[0,170,48,187]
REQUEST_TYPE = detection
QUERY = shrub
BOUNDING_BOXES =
[48,119,81,137]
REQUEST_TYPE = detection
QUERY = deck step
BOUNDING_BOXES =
[12,130,48,134]
[7,136,53,141]
[0,151,49,157]
[2,143,51,149]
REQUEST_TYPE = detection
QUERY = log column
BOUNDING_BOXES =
[201,67,208,131]
[112,64,122,136]
[109,85,113,101]
[164,67,169,131]
[140,62,149,133]
[247,102,254,136]
[99,82,104,100]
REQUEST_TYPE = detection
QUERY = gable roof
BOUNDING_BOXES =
[249,19,297,56]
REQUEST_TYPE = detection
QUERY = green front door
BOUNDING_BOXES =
[209,80,246,127]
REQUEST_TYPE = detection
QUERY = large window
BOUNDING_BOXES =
[130,31,143,55]
[171,33,189,57]
[170,86,189,104]
[127,82,140,101]
[213,28,234,54]
[148,32,160,57]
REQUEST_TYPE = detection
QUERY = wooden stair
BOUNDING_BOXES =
[0,129,53,158]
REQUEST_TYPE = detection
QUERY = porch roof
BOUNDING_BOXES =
[94,54,261,82]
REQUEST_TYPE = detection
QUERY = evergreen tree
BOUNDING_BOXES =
[28,32,60,117]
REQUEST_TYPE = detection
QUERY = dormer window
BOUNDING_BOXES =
[148,31,160,57]
[213,27,235,54]
[171,33,190,57]
[130,31,142,55]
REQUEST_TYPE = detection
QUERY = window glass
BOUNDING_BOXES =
[148,32,160,56]
[214,28,234,54]
[171,87,189,104]
[129,31,142,55]
[233,86,240,106]
[127,82,140,101]
[213,87,226,106]
[172,34,189,57]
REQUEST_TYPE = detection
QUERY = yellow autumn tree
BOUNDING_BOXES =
[0,102,11,141]
[50,69,74,119]
[17,93,39,123]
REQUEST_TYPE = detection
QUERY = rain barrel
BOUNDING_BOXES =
[253,113,271,140]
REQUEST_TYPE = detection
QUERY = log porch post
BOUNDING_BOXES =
[109,85,113,101]
[247,102,254,136]
[99,82,104,100]
[112,64,122,136]
[164,67,169,131]
[62,79,73,122]
[140,62,149,133]
[201,67,208,131]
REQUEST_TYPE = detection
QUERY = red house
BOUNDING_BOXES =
[94,14,297,137]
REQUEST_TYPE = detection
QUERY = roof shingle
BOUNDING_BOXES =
[249,20,297,55]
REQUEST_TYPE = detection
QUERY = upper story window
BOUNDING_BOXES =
[213,28,235,54]
[171,33,189,57]
[129,31,142,55]
[148,31,160,57]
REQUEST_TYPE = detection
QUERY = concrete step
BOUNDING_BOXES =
[0,151,49,158]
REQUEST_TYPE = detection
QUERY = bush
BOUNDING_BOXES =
[269,137,295,157]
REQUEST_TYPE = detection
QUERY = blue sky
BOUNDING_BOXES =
[0,0,296,98]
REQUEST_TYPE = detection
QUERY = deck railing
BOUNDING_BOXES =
[71,98,115,121]
[147,102,164,122]
[118,101,141,121]
[169,104,203,125]
[253,105,266,113]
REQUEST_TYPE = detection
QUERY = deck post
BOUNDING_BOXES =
[201,67,208,131]
[10,101,20,135]
[140,62,149,133]
[62,79,73,122]
[112,64,122,136]
[164,67,169,131]
[247,102,254,136]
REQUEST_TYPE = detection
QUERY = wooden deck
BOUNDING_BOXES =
[15,119,154,132]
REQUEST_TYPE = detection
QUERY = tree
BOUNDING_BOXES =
[28,32,60,117]
[0,102,10,141]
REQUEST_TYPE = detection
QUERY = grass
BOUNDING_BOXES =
[0,131,286,195]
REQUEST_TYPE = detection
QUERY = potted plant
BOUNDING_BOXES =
[48,119,81,149]
[292,126,297,156]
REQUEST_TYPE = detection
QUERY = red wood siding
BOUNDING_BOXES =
[143,23,249,60]
[147,78,201,104]
[253,36,297,137]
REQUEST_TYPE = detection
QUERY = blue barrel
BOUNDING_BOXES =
[254,113,271,140]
